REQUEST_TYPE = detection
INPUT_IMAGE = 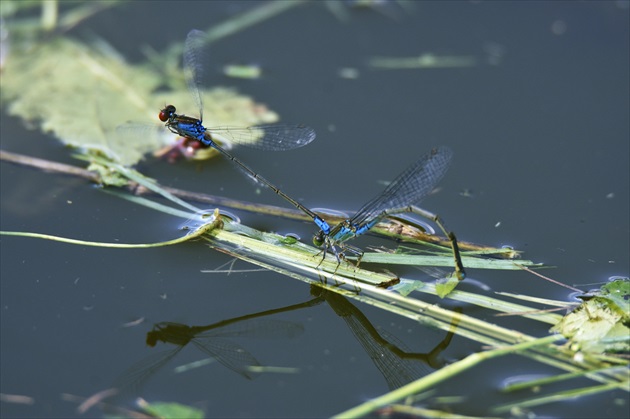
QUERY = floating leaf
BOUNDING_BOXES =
[599,278,630,322]
[391,278,424,297]
[1,35,279,166]
[552,277,630,353]
[435,274,460,298]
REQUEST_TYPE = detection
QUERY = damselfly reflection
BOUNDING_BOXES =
[113,297,322,399]
[312,285,461,390]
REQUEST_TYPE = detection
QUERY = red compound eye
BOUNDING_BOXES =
[158,105,176,122]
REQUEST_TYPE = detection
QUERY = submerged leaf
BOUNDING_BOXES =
[137,400,204,419]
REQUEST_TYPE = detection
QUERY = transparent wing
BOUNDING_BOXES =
[183,29,207,120]
[198,319,304,340]
[349,146,453,226]
[341,315,426,390]
[113,346,183,396]
[192,338,261,380]
[208,124,316,151]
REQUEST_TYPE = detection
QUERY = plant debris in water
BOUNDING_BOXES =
[551,277,630,353]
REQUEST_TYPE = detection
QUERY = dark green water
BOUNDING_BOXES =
[1,1,628,417]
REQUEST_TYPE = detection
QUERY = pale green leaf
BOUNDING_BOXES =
[1,36,279,166]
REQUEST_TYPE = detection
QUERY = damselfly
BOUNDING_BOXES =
[159,30,329,232]
[163,31,464,279]
[313,147,465,280]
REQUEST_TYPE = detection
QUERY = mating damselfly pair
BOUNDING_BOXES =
[158,29,465,280]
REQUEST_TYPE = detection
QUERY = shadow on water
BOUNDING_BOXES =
[96,284,460,414]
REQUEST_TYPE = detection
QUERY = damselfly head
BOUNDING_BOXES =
[313,231,325,247]
[145,331,158,347]
[158,105,176,122]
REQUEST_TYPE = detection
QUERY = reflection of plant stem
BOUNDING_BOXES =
[0,149,499,254]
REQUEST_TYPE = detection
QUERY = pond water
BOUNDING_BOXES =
[1,1,628,417]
